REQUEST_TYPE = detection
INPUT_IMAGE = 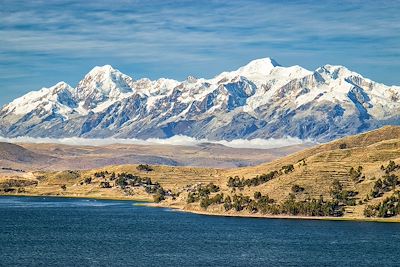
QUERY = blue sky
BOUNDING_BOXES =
[1,0,399,106]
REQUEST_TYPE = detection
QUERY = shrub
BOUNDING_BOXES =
[223,196,232,211]
[153,193,165,203]
[349,166,365,183]
[115,177,128,188]
[84,177,92,184]
[281,164,294,174]
[137,164,153,172]
[254,191,262,199]
[291,184,304,193]
[384,161,400,174]
[339,143,347,149]
[100,181,111,188]
[187,193,197,204]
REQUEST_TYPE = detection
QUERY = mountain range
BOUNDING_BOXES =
[1,58,399,141]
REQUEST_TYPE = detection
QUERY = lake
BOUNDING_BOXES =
[1,196,399,266]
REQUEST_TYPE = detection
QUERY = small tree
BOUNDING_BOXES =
[223,195,232,211]
[254,191,262,200]
[330,179,343,200]
[384,174,398,191]
[187,193,196,204]
[153,193,165,203]
[115,177,127,188]
[100,181,111,188]
[281,164,294,174]
[137,164,153,172]
[84,177,92,184]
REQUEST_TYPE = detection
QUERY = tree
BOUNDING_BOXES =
[100,181,111,188]
[370,179,384,198]
[200,196,211,209]
[153,193,165,203]
[384,174,398,191]
[84,177,92,184]
[137,164,153,172]
[115,177,127,188]
[254,191,262,199]
[281,164,294,174]
[187,192,196,204]
[330,179,343,200]
[282,193,299,215]
[349,166,364,183]
[223,195,232,211]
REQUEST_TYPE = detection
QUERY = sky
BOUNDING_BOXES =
[1,0,399,106]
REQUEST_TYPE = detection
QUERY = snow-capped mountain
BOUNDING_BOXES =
[1,57,399,141]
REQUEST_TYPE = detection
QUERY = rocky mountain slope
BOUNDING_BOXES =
[1,58,399,141]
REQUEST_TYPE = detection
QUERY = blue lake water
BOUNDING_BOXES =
[1,196,400,267]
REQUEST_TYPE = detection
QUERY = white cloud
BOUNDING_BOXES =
[0,135,314,149]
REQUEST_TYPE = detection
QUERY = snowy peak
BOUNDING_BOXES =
[88,64,116,74]
[77,64,134,95]
[213,57,282,85]
[74,65,135,110]
[3,82,74,116]
[316,64,362,81]
[236,57,280,76]
[51,81,74,94]
[1,57,399,141]
[77,65,133,94]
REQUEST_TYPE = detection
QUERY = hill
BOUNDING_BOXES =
[0,142,54,165]
[1,126,400,220]
[0,141,309,171]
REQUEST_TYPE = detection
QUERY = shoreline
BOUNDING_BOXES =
[0,193,152,203]
[2,193,399,223]
[145,203,400,223]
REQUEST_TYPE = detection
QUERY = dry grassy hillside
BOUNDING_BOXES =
[225,126,400,194]
[215,126,400,218]
[1,126,400,220]
[0,142,54,164]
[0,141,310,171]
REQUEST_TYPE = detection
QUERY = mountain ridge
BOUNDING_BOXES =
[1,57,399,141]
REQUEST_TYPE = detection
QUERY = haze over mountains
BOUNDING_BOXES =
[0,57,399,141]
